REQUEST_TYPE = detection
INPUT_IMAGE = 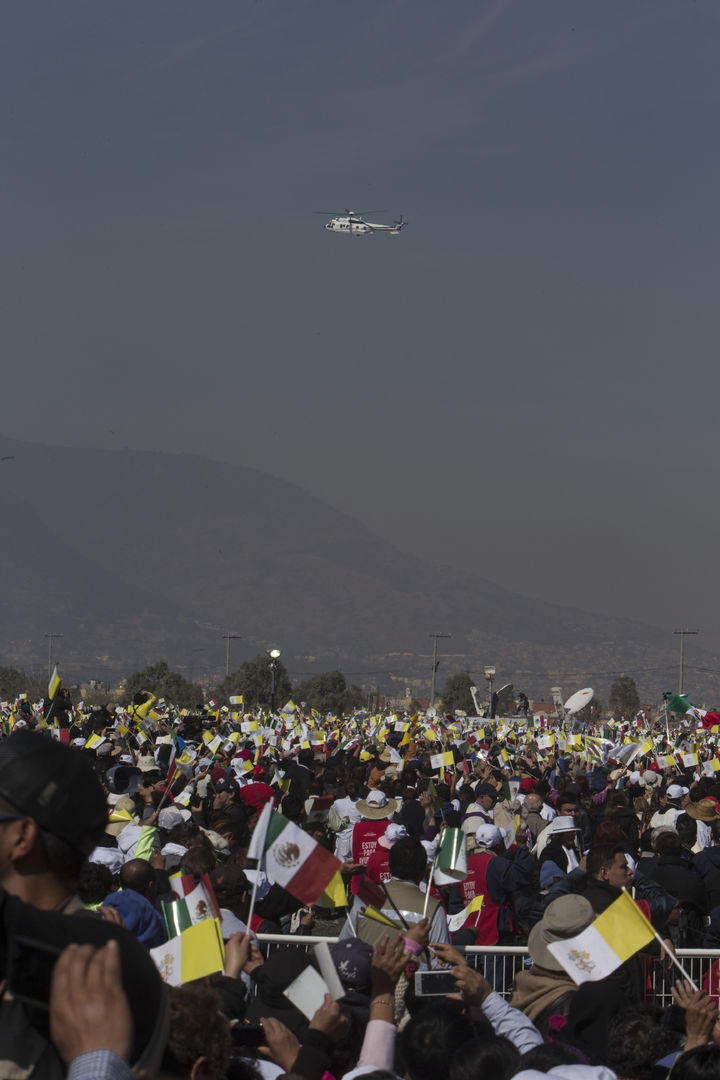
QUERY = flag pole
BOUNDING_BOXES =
[247,798,273,931]
[422,861,435,918]
[652,930,699,991]
[620,888,698,990]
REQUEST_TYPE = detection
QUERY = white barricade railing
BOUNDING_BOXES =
[255,936,720,1006]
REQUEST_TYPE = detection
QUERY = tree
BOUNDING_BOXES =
[294,670,365,715]
[0,666,40,700]
[216,653,292,709]
[576,696,603,725]
[121,660,203,708]
[609,675,640,720]
[440,671,476,713]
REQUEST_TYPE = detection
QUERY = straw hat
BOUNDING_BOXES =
[527,895,595,972]
[685,798,720,822]
[356,789,398,820]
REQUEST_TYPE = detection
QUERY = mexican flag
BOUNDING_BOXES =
[150,917,225,986]
[248,802,342,905]
[687,707,720,730]
[665,694,691,715]
[434,827,468,884]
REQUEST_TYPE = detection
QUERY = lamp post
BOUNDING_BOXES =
[484,665,496,718]
[222,633,241,678]
[428,632,451,707]
[45,633,63,679]
[269,648,281,713]
[673,629,699,694]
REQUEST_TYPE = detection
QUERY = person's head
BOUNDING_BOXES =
[517,1042,586,1073]
[473,824,504,852]
[181,842,217,878]
[656,831,683,857]
[670,1044,720,1079]
[557,794,579,818]
[399,1000,478,1080]
[524,793,543,814]
[606,1004,680,1080]
[449,1036,519,1080]
[298,749,314,769]
[76,860,114,905]
[209,865,250,917]
[587,843,633,889]
[162,985,231,1080]
[593,821,624,846]
[120,858,156,900]
[473,784,498,812]
[676,813,698,849]
[388,837,427,883]
[0,732,108,906]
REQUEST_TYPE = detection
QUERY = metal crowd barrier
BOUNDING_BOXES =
[255,935,720,1007]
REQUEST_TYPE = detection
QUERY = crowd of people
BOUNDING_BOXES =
[3,686,720,1079]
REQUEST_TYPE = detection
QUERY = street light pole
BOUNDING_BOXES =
[222,633,241,678]
[673,629,699,694]
[269,648,281,713]
[428,633,451,707]
[44,633,63,679]
[484,665,496,717]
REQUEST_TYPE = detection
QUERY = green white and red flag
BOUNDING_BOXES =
[247,802,341,905]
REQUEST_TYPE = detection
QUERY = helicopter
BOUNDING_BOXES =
[315,208,406,236]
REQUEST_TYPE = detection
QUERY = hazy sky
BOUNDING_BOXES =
[3,1,720,650]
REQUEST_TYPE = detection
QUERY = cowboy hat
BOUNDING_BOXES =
[356,789,399,820]
[685,798,720,822]
[527,895,595,972]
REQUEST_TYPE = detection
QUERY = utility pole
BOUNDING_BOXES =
[222,633,241,678]
[428,633,451,707]
[44,633,63,679]
[673,629,699,693]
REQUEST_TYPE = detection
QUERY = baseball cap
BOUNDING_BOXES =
[475,824,503,847]
[330,938,373,994]
[667,784,690,800]
[0,731,107,855]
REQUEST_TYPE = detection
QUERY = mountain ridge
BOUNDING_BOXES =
[0,432,717,701]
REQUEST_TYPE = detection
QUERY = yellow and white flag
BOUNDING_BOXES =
[447,895,484,933]
[48,666,61,701]
[85,733,108,750]
[150,918,225,986]
[547,890,654,985]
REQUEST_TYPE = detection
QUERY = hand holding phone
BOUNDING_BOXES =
[413,969,458,996]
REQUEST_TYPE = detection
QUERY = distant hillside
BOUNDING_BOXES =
[1,433,718,702]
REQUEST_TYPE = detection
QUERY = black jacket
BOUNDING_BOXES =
[645,855,709,915]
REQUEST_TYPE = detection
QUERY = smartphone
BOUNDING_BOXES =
[7,934,62,1009]
[414,969,458,997]
[231,1021,265,1048]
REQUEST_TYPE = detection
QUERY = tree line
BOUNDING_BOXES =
[0,659,643,718]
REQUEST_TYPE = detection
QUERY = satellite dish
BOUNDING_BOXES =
[564,688,594,715]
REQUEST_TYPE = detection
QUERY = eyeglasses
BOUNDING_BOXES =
[0,813,26,825]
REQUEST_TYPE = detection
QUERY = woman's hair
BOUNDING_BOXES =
[399,1000,478,1080]
[514,1041,585,1074]
[670,1044,720,1080]
[450,1036,520,1080]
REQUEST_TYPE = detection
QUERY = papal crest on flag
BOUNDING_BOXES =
[547,890,655,984]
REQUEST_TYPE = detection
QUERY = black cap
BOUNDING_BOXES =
[474,782,499,798]
[0,731,108,854]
